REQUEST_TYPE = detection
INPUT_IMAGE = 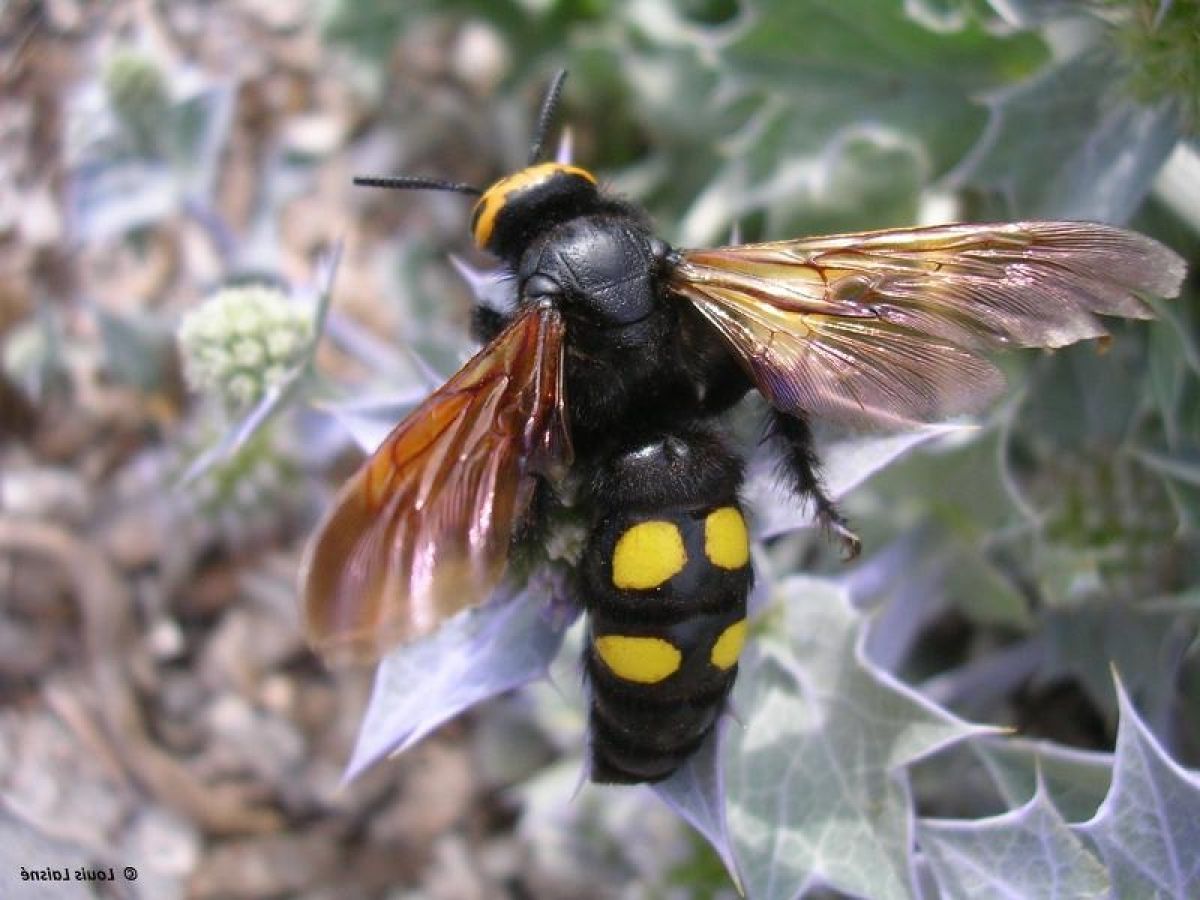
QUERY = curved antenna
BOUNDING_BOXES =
[353,175,482,196]
[527,69,569,164]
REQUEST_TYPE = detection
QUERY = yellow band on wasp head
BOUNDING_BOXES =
[470,162,596,249]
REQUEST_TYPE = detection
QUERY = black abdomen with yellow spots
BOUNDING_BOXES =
[580,429,751,784]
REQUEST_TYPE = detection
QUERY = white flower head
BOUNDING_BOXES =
[177,284,312,411]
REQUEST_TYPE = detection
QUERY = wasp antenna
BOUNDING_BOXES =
[353,175,483,196]
[528,68,569,164]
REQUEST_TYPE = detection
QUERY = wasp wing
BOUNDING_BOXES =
[301,306,572,664]
[669,221,1185,427]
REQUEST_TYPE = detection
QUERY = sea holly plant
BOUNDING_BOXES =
[716,576,993,900]
[1075,677,1200,898]
[192,2,1198,894]
[68,42,234,242]
[176,247,341,486]
[918,779,1113,899]
[920,677,1200,900]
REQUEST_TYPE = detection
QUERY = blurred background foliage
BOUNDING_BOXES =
[0,0,1197,897]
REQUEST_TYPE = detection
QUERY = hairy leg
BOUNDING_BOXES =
[764,409,861,560]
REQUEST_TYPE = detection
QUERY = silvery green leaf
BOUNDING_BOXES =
[165,76,235,198]
[920,638,1043,716]
[652,720,739,892]
[611,0,1045,246]
[951,48,1181,222]
[94,307,176,393]
[301,244,341,359]
[1012,339,1149,453]
[717,0,1045,175]
[726,576,992,900]
[1076,676,1200,898]
[1148,323,1191,448]
[974,737,1114,826]
[677,125,927,247]
[67,157,177,242]
[854,530,948,671]
[1145,586,1200,615]
[66,73,232,242]
[1134,447,1200,488]
[747,424,976,538]
[919,784,1110,900]
[345,573,578,781]
[1040,602,1192,729]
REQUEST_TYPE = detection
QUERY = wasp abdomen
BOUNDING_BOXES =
[581,432,751,784]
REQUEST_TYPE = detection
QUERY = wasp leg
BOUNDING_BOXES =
[765,410,862,560]
[579,425,751,784]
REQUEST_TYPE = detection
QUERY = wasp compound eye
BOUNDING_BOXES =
[523,274,562,302]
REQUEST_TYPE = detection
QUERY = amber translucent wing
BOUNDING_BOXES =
[300,306,572,664]
[670,221,1186,427]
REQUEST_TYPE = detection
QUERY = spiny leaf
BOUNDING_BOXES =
[919,783,1110,900]
[974,737,1113,823]
[345,572,579,781]
[1075,675,1200,899]
[652,721,739,894]
[725,575,992,900]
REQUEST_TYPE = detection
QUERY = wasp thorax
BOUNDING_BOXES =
[470,162,598,258]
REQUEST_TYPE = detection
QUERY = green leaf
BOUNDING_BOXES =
[1041,601,1193,728]
[1134,446,1200,488]
[725,576,989,900]
[722,0,1046,175]
[94,307,176,393]
[603,0,1047,245]
[852,427,1020,540]
[974,737,1114,822]
[952,48,1182,221]
[939,541,1032,630]
[919,783,1111,899]
[1077,676,1200,898]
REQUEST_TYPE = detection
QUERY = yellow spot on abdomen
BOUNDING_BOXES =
[595,635,682,684]
[710,619,747,670]
[704,507,749,569]
[612,520,686,589]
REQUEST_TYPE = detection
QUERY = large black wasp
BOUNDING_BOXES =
[301,71,1185,783]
